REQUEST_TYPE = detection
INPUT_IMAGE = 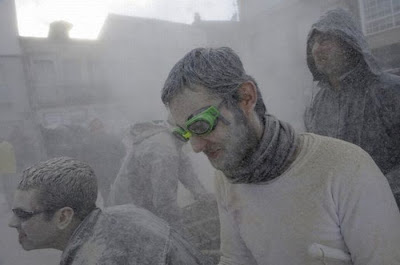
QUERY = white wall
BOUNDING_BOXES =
[0,0,20,55]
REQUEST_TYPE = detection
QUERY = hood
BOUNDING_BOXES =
[306,8,381,81]
[128,120,170,144]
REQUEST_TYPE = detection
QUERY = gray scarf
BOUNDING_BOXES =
[227,114,299,184]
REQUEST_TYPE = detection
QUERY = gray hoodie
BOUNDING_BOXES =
[60,205,212,265]
[107,121,207,224]
[304,9,400,178]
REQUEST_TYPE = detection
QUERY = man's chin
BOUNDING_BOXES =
[316,65,328,74]
[19,238,36,251]
[208,157,224,171]
[206,151,241,174]
[23,247,35,251]
[21,243,46,251]
[20,242,33,251]
[208,158,233,174]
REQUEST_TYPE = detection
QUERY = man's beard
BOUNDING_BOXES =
[217,109,260,177]
[315,48,361,78]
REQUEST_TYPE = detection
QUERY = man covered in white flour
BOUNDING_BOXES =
[161,46,400,264]
[8,157,212,265]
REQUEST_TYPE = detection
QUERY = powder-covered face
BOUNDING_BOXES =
[169,86,259,174]
[8,189,59,251]
[311,33,352,77]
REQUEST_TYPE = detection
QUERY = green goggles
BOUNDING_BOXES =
[172,101,230,142]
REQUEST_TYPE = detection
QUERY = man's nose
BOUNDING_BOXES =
[312,42,322,56]
[190,135,208,153]
[312,41,329,57]
[8,214,20,228]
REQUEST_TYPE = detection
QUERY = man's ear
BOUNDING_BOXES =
[54,207,75,230]
[238,81,258,116]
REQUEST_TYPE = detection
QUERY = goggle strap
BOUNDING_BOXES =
[182,130,192,139]
[217,99,230,125]
[219,115,230,125]
[173,128,191,142]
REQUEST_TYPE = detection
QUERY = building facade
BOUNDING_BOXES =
[0,0,44,169]
[20,21,112,130]
[357,0,400,74]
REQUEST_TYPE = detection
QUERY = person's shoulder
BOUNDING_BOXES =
[300,133,378,171]
[373,72,400,95]
[141,131,177,151]
[380,72,400,84]
[103,205,170,235]
[299,134,384,187]
[105,204,166,220]
[76,205,171,264]
[367,73,400,116]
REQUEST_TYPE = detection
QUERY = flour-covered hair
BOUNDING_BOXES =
[161,47,266,122]
[18,157,97,220]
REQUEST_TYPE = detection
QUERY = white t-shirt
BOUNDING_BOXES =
[216,133,400,265]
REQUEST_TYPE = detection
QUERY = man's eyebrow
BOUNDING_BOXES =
[12,207,30,213]
[187,114,194,121]
[186,105,211,121]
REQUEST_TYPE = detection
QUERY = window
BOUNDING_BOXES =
[31,58,61,103]
[361,0,400,34]
[63,59,83,84]
[32,59,56,85]
[61,58,88,100]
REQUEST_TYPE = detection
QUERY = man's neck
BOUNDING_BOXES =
[326,58,362,91]
[255,115,265,141]
[328,75,342,91]
[54,218,82,251]
[281,136,300,174]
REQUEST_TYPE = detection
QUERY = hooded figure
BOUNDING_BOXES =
[304,9,400,205]
[107,121,207,225]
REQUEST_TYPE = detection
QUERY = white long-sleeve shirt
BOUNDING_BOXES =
[216,133,400,265]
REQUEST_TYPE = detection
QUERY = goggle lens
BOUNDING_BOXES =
[172,101,230,142]
[187,120,212,135]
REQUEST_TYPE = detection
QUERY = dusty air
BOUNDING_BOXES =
[1,0,400,264]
